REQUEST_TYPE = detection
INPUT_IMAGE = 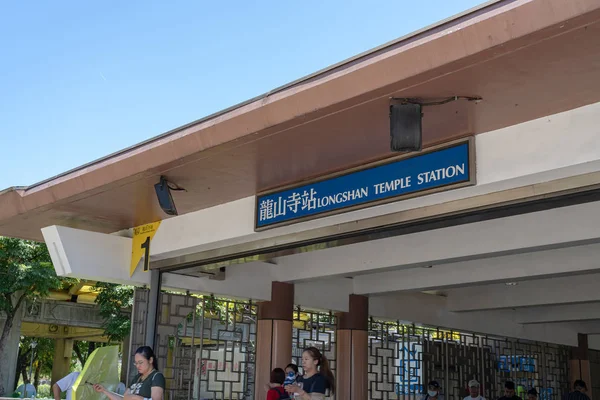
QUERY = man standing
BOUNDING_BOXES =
[497,381,523,400]
[53,372,80,400]
[53,371,126,400]
[464,380,486,400]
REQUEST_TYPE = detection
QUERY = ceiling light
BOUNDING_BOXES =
[505,282,518,286]
[389,96,482,153]
[154,176,186,216]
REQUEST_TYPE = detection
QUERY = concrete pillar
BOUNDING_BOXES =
[336,295,369,400]
[0,306,24,395]
[254,282,294,400]
[51,338,74,386]
[570,333,593,399]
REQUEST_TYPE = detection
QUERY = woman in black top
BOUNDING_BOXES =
[285,347,335,399]
[94,346,165,400]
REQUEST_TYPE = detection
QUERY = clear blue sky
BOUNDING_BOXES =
[0,0,484,190]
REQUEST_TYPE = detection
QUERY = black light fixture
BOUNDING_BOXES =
[389,96,482,153]
[154,176,185,216]
[390,102,423,152]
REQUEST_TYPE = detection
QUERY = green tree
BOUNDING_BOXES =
[72,340,106,367]
[15,337,54,389]
[93,283,134,343]
[0,237,63,395]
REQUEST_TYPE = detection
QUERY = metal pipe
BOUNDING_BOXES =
[23,341,37,399]
[145,270,161,349]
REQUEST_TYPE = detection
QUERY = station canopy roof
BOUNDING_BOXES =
[2,0,600,241]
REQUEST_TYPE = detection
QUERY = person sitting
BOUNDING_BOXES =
[267,368,290,400]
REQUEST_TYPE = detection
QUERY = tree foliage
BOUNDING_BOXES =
[185,294,256,325]
[0,237,63,395]
[15,337,54,389]
[0,238,63,317]
[72,340,106,367]
[92,282,134,343]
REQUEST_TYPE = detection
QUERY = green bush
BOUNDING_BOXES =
[37,384,51,399]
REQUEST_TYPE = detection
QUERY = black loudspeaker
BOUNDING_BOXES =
[154,176,178,216]
[390,103,422,152]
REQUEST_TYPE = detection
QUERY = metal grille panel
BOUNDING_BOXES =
[367,320,570,400]
[292,306,337,398]
[133,289,570,400]
[131,290,257,400]
[177,296,257,400]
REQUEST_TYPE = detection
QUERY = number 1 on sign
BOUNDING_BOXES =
[141,236,151,272]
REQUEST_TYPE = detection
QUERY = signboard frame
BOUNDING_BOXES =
[255,137,476,231]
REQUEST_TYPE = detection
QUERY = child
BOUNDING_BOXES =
[267,368,290,400]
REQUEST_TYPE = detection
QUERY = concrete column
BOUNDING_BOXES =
[254,282,294,400]
[0,305,24,395]
[570,333,593,399]
[51,338,74,386]
[336,295,369,400]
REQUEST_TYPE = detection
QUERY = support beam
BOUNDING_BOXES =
[162,269,354,312]
[354,243,600,295]
[20,323,107,341]
[68,281,87,295]
[369,292,581,347]
[500,303,600,324]
[145,270,161,349]
[563,321,600,335]
[295,278,354,312]
[161,262,276,301]
[447,273,600,312]
[276,201,600,282]
[17,299,108,329]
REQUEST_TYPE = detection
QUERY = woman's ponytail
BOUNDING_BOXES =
[304,347,336,395]
[319,353,336,395]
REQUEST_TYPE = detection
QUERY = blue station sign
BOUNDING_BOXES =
[255,138,475,230]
